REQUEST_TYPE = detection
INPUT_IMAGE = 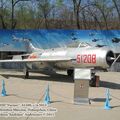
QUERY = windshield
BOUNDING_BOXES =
[78,42,91,47]
[67,41,91,48]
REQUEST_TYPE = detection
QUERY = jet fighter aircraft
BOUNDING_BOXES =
[12,35,32,42]
[112,37,120,43]
[92,39,100,42]
[0,40,115,81]
[95,44,107,48]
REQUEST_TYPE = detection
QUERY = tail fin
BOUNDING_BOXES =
[29,43,43,52]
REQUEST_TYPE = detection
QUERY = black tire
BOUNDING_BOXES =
[89,76,96,87]
[67,70,73,76]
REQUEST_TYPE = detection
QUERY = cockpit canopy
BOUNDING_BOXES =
[67,40,91,48]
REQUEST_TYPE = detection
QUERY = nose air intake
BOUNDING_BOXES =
[106,51,115,66]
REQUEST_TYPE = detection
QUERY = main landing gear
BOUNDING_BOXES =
[89,73,99,87]
[23,67,29,79]
[67,69,99,87]
[67,69,73,76]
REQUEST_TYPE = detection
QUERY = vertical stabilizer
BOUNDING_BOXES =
[29,42,43,52]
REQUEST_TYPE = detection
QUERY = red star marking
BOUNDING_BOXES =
[29,54,37,59]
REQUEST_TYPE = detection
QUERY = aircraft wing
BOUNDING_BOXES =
[0,57,73,63]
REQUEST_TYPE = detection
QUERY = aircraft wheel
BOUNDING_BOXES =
[67,70,73,76]
[89,76,96,87]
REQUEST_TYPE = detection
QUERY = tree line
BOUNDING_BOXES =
[0,0,120,29]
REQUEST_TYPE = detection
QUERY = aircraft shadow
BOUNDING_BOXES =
[91,98,112,102]
[0,73,74,83]
[1,72,120,89]
[29,73,74,83]
[100,80,120,90]
[8,94,39,101]
[111,105,120,108]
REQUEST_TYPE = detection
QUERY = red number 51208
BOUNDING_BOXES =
[76,54,96,64]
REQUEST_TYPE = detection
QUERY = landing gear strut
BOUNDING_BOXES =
[23,67,29,79]
[89,77,96,87]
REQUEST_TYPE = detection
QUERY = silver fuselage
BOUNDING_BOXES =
[28,47,114,70]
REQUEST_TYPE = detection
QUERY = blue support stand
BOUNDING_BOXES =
[104,88,111,110]
[44,84,50,104]
[1,80,7,97]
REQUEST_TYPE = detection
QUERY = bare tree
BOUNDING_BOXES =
[0,0,8,29]
[112,0,120,23]
[37,0,54,29]
[72,0,82,29]
[0,0,119,29]
[86,7,102,29]
[91,0,114,30]
[11,0,30,29]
